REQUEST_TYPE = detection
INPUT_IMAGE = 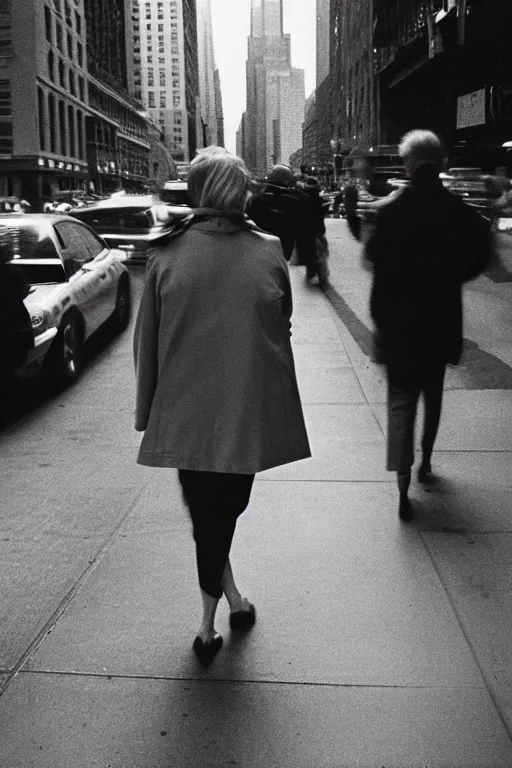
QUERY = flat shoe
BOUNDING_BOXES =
[192,633,223,665]
[399,495,414,522]
[229,603,256,630]
[418,465,436,484]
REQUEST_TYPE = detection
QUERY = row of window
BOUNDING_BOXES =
[38,86,85,160]
[89,84,148,144]
[50,0,81,34]
[47,50,86,101]
[44,4,83,65]
[0,78,12,153]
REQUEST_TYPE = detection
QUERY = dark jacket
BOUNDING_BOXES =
[247,183,308,260]
[365,164,491,364]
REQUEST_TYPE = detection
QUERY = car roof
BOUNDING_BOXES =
[0,213,81,224]
[90,194,161,209]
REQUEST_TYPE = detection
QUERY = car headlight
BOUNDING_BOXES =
[30,310,49,334]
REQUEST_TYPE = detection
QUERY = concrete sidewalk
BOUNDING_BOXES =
[1,266,512,767]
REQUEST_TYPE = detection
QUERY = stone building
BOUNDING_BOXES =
[196,0,223,147]
[0,0,90,206]
[86,0,150,194]
[243,0,305,175]
[125,0,200,164]
[330,0,378,151]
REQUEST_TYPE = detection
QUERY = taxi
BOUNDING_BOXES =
[1,214,130,386]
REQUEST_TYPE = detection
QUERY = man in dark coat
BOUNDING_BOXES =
[365,130,491,521]
[246,164,309,261]
[296,176,329,284]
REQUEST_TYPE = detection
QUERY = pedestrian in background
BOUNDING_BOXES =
[134,148,311,664]
[297,176,330,286]
[246,164,306,261]
[365,130,491,521]
[343,176,361,241]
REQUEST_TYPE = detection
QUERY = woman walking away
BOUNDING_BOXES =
[134,148,311,665]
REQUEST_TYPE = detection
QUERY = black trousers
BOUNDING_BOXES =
[178,470,255,599]
[386,358,446,473]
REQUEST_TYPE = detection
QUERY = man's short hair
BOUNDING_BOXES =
[398,130,445,165]
[188,147,251,214]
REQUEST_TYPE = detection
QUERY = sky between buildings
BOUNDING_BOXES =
[210,0,317,154]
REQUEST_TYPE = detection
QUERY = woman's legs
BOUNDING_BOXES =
[178,470,255,643]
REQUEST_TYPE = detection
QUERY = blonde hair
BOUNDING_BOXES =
[188,147,251,214]
[398,130,445,166]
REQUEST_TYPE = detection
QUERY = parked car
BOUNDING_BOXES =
[70,194,191,264]
[159,180,192,207]
[0,214,130,385]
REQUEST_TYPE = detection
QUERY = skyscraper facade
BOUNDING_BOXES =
[196,0,223,147]
[243,0,305,175]
[125,0,200,163]
[0,0,90,206]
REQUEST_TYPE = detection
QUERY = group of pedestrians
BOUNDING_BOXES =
[133,132,492,663]
[246,163,330,285]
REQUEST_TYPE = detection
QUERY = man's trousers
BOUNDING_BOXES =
[386,358,446,473]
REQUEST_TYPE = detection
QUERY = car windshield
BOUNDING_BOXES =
[0,221,57,260]
[72,207,156,232]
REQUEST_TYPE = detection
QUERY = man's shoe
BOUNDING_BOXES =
[398,494,414,522]
[229,603,256,630]
[192,633,223,665]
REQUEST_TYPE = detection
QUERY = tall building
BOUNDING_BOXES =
[86,0,150,193]
[243,0,305,175]
[213,68,224,147]
[125,0,200,164]
[196,0,223,146]
[0,0,90,206]
[330,0,377,152]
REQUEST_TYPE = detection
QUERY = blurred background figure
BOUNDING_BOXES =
[365,129,492,522]
[297,176,330,286]
[246,164,306,261]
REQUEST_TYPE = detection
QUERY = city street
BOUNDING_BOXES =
[1,218,512,767]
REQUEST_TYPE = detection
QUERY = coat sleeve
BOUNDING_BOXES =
[364,206,390,268]
[133,259,160,432]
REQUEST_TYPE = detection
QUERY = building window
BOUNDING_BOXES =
[0,79,12,154]
[160,93,166,108]
[68,104,75,157]
[78,76,85,102]
[69,69,75,96]
[148,91,155,108]
[67,32,73,58]
[65,1,72,26]
[75,10,81,34]
[77,41,83,67]
[38,87,46,151]
[48,92,56,152]
[44,5,52,43]
[47,49,55,81]
[77,110,83,159]
[56,22,63,51]
[59,59,66,88]
[159,70,165,87]
[59,100,66,155]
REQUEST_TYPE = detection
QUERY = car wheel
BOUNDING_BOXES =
[47,313,83,387]
[113,277,131,332]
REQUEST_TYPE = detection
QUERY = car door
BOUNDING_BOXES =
[72,222,118,324]
[53,220,102,337]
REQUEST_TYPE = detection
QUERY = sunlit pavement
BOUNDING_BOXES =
[0,245,511,767]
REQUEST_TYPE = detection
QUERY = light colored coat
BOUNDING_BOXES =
[134,213,311,473]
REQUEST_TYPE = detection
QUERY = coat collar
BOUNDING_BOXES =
[189,207,248,233]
